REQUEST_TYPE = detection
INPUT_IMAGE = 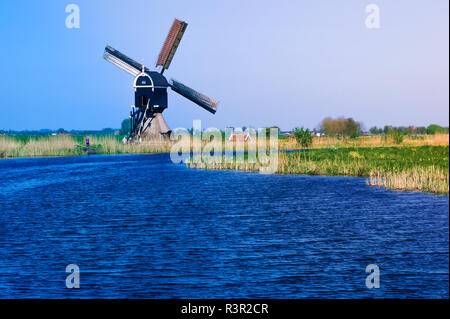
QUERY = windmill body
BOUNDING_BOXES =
[104,19,218,142]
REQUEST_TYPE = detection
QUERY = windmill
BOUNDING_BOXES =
[104,19,218,142]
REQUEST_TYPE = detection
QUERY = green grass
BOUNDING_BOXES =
[188,146,449,194]
[280,146,449,176]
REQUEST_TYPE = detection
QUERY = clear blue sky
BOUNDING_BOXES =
[0,0,448,131]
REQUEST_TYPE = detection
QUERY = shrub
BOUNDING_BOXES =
[293,127,313,148]
[386,130,404,144]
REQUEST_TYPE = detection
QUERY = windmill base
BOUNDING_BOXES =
[128,113,172,143]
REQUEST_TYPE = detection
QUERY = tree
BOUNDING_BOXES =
[319,117,361,137]
[120,119,131,135]
[345,118,361,138]
[383,125,393,135]
[426,124,445,135]
[293,127,313,148]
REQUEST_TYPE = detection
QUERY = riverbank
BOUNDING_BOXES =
[187,146,449,195]
[1,134,448,158]
[1,134,448,194]
[0,135,172,158]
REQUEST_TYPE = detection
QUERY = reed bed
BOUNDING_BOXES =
[367,166,449,195]
[0,135,176,158]
[187,146,449,195]
[0,135,83,157]
[88,136,173,154]
[0,137,22,158]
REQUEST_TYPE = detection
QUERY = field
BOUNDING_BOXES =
[1,133,449,194]
[278,133,449,149]
[0,135,171,158]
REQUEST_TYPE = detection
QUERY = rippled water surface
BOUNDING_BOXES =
[0,154,448,298]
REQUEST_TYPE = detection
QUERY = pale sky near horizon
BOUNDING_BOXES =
[0,0,448,131]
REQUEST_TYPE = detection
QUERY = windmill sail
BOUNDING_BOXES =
[156,19,188,71]
[104,46,149,76]
[169,79,217,114]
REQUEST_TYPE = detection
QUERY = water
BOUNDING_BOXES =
[0,154,448,298]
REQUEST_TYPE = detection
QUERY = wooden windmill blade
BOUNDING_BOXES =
[156,19,188,73]
[104,45,149,76]
[169,79,218,114]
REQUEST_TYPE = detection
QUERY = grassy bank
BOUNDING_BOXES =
[0,135,83,157]
[1,134,448,194]
[0,135,172,158]
[1,133,448,158]
[187,145,449,195]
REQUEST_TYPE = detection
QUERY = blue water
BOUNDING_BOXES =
[0,154,448,298]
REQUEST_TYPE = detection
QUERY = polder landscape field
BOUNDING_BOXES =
[1,133,449,195]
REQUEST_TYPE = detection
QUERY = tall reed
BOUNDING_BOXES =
[0,135,83,157]
[367,166,449,194]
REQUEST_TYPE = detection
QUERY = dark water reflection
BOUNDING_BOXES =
[0,154,448,298]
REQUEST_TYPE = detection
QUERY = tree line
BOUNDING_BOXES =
[318,117,362,138]
[304,117,448,137]
[369,124,449,135]
[291,117,448,148]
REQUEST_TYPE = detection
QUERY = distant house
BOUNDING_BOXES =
[310,131,323,137]
[280,131,292,136]
[229,133,250,141]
